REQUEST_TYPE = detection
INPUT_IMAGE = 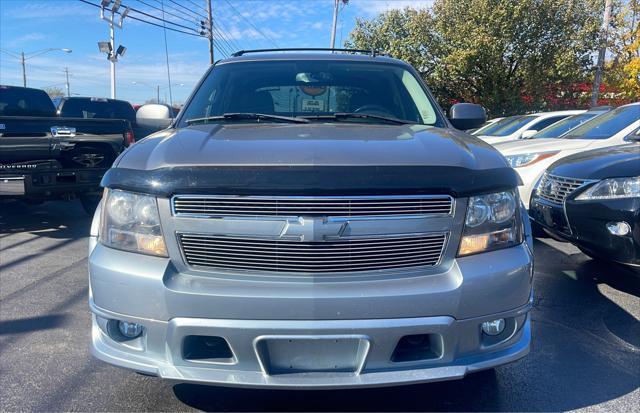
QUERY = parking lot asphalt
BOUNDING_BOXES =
[1,199,638,412]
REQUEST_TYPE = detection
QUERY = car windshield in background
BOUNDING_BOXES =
[563,105,640,139]
[478,115,536,136]
[59,98,136,122]
[533,113,599,139]
[179,60,441,126]
[0,86,56,117]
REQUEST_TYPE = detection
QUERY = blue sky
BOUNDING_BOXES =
[0,0,432,104]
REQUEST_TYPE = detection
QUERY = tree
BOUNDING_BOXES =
[43,86,65,100]
[605,0,640,99]
[347,0,603,116]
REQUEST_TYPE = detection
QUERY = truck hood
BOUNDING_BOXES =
[104,123,521,197]
[117,123,505,170]
[548,143,640,180]
[495,138,594,155]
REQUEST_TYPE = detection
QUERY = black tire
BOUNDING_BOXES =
[79,194,101,215]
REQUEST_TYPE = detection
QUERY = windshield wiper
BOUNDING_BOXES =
[186,113,309,125]
[302,112,415,125]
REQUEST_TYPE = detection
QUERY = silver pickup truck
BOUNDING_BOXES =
[88,49,533,388]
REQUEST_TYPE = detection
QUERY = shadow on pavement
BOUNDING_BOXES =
[0,200,92,239]
[0,314,69,335]
[172,240,639,412]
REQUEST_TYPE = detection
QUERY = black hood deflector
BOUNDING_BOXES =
[101,165,521,198]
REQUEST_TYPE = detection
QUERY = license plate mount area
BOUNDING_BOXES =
[254,335,370,376]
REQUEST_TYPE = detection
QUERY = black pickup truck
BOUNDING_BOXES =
[0,85,133,213]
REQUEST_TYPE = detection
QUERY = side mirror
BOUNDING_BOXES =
[521,130,537,139]
[448,103,487,130]
[136,103,173,129]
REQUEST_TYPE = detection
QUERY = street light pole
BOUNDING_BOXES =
[591,0,613,106]
[64,67,71,97]
[21,51,26,87]
[110,15,116,99]
[330,0,339,49]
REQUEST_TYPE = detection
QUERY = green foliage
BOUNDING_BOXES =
[43,86,65,99]
[346,0,603,116]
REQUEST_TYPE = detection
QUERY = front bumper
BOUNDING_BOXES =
[91,300,531,389]
[89,240,533,388]
[530,194,640,266]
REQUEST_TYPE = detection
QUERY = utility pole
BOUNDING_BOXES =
[206,0,214,64]
[591,0,613,106]
[20,51,26,87]
[64,67,71,97]
[157,85,160,103]
[330,0,339,49]
[0,48,71,87]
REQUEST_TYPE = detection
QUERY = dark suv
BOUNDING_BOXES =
[88,50,533,388]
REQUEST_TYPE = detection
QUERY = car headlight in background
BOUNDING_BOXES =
[99,189,167,256]
[458,190,523,256]
[575,176,640,201]
[505,151,559,168]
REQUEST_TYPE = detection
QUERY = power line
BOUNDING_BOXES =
[124,3,201,33]
[222,0,279,48]
[185,0,209,15]
[150,0,206,21]
[167,0,207,20]
[78,0,204,37]
[215,14,245,51]
[135,0,198,26]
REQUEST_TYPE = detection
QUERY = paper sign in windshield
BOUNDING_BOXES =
[302,99,324,112]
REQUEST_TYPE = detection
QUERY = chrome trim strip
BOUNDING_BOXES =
[171,194,455,219]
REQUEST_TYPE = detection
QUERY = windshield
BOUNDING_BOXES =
[533,113,599,139]
[476,115,537,137]
[60,98,136,122]
[563,105,640,139]
[179,60,441,126]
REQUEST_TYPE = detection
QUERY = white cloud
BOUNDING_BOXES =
[5,2,95,20]
[349,0,434,16]
[5,32,47,48]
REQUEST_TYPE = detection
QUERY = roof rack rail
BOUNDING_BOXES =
[230,48,386,57]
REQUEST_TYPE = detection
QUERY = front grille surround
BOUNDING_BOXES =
[172,195,454,218]
[537,174,590,205]
[178,233,448,274]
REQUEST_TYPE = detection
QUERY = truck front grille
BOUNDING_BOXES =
[172,195,453,218]
[537,174,588,205]
[178,233,447,273]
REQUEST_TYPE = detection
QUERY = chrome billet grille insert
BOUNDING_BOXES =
[172,195,453,218]
[537,174,588,205]
[178,233,447,273]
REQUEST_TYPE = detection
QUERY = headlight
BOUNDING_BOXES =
[575,177,640,201]
[99,189,167,256]
[505,151,559,168]
[458,190,523,256]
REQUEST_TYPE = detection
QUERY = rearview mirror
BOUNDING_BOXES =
[521,130,537,139]
[449,103,487,130]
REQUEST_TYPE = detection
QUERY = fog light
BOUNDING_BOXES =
[482,319,505,336]
[606,221,631,236]
[118,321,143,338]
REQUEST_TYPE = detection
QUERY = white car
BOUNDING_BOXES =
[476,110,584,145]
[497,102,640,208]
